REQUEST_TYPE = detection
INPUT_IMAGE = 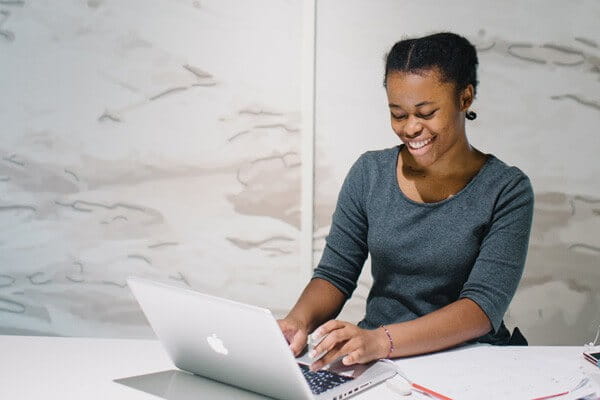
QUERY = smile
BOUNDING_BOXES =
[407,137,434,150]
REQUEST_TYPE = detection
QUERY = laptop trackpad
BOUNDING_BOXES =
[115,370,275,400]
[327,358,371,378]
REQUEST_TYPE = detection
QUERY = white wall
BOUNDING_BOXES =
[0,0,304,337]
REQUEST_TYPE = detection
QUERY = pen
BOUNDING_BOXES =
[380,359,455,400]
[530,392,569,400]
[530,377,590,400]
[411,382,455,400]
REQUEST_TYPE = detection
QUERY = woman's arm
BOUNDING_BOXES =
[285,278,347,334]
[308,297,490,369]
[278,278,347,356]
[383,297,491,357]
[279,155,370,356]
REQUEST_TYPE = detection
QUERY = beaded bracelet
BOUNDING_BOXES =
[381,325,395,359]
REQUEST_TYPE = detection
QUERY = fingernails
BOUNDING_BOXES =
[309,350,316,358]
[310,332,328,347]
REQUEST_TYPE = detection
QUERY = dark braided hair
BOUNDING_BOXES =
[384,32,479,120]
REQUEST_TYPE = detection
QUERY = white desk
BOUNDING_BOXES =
[1,335,599,400]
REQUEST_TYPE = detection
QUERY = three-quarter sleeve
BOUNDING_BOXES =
[312,155,369,298]
[459,171,534,332]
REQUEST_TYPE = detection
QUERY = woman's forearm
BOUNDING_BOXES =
[385,298,492,358]
[285,278,347,333]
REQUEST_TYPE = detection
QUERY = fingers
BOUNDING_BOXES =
[310,339,355,371]
[277,320,296,343]
[309,319,346,355]
[309,321,357,371]
[290,329,307,356]
[341,347,365,366]
[310,322,352,359]
[277,318,307,356]
[312,320,350,357]
[312,319,345,340]
[308,324,383,370]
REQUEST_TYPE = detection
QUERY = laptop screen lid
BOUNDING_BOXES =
[127,277,314,400]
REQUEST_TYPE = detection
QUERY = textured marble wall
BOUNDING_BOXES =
[314,0,600,344]
[0,0,304,337]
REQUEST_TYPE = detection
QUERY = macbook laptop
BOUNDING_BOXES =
[127,277,396,400]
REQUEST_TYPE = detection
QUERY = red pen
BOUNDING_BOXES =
[382,359,455,400]
[530,392,570,400]
[411,382,454,400]
[530,376,589,400]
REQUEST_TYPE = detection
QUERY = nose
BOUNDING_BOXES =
[404,115,422,138]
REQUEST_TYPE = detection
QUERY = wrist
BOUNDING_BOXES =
[379,325,395,359]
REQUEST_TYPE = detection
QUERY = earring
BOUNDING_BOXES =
[466,110,477,120]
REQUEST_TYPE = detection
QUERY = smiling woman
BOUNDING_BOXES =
[279,32,534,371]
[385,33,488,204]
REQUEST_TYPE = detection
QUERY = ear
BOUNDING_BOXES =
[459,84,474,112]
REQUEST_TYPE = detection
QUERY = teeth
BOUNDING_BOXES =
[409,137,433,149]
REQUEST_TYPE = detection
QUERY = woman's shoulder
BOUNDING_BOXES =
[484,154,530,182]
[339,147,398,196]
[354,146,399,170]
[478,153,533,199]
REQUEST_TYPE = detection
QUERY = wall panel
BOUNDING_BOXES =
[0,0,304,337]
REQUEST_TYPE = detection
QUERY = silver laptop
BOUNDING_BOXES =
[127,277,396,400]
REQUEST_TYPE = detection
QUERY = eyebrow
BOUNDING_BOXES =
[389,101,435,108]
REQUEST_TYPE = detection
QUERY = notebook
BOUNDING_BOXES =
[127,277,396,400]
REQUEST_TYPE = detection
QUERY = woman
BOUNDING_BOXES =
[279,32,534,371]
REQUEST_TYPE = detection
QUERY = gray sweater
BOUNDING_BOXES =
[313,145,534,345]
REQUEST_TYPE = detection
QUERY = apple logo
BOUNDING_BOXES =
[206,333,229,355]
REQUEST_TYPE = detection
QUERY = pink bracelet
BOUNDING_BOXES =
[381,325,394,359]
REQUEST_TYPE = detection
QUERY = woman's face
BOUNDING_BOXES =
[386,69,472,169]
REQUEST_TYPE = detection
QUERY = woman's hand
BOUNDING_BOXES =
[277,317,309,357]
[308,320,389,371]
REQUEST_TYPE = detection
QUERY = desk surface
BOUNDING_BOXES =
[1,335,599,400]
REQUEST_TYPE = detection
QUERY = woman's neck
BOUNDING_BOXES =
[400,139,483,180]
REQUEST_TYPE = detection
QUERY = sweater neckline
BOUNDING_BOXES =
[392,144,494,207]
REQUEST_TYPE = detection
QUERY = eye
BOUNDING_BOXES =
[416,109,438,119]
[391,113,407,120]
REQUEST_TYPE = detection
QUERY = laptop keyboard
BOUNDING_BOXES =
[298,363,354,395]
